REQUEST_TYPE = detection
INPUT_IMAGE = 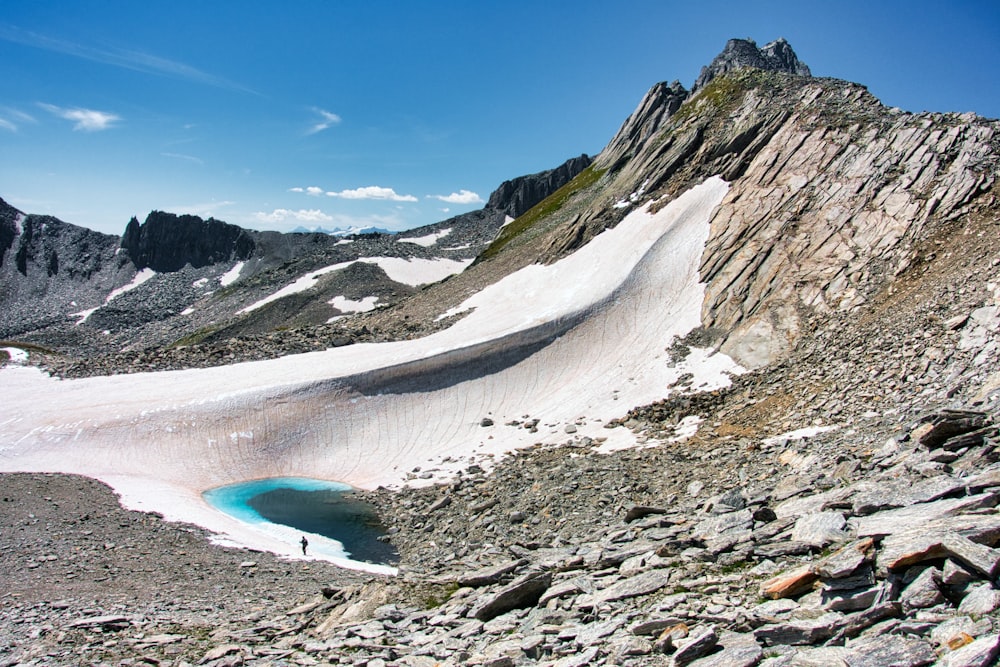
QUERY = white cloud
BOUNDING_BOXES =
[39,103,121,131]
[255,208,334,224]
[429,189,484,205]
[307,107,341,134]
[327,186,418,202]
[162,152,204,165]
[0,118,15,132]
[289,185,332,197]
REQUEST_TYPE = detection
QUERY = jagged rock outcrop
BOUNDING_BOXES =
[121,211,257,272]
[692,37,811,92]
[486,154,593,219]
[0,197,20,268]
[0,209,131,340]
[532,41,997,369]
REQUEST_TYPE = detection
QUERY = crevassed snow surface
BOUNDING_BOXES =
[399,228,451,247]
[70,268,158,324]
[0,177,740,570]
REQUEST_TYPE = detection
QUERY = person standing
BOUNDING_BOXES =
[300,535,308,556]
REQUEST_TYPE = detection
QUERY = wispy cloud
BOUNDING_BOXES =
[161,152,204,165]
[326,186,418,202]
[39,103,121,131]
[306,107,341,134]
[0,107,37,132]
[167,201,235,218]
[255,208,334,224]
[429,190,484,205]
[0,23,256,94]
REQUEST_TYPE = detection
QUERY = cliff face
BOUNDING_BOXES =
[486,154,593,219]
[121,212,257,272]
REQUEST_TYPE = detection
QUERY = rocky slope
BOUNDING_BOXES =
[0,155,591,371]
[3,36,1000,667]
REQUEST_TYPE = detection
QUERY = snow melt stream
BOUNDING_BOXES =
[0,177,740,569]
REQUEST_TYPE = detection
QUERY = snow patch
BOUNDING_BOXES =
[762,425,838,447]
[329,295,379,313]
[181,307,196,316]
[500,215,516,229]
[238,261,356,314]
[192,278,209,288]
[364,256,472,286]
[70,268,158,324]
[219,261,244,287]
[241,257,472,314]
[400,228,451,247]
[1,347,28,365]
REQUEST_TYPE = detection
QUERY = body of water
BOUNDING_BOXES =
[203,477,399,567]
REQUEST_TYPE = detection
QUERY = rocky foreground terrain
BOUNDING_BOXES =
[4,37,1000,666]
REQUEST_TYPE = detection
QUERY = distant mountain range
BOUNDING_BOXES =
[289,224,394,236]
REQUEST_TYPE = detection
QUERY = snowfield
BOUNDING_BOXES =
[0,177,741,570]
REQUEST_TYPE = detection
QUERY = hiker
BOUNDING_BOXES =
[300,535,308,556]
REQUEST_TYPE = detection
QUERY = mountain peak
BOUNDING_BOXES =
[692,37,811,93]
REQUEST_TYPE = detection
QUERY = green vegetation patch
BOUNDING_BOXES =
[672,71,755,123]
[168,324,223,348]
[479,165,605,261]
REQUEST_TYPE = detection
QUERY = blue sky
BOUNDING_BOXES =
[1,1,998,235]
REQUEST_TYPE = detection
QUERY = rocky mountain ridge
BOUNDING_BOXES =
[0,154,591,367]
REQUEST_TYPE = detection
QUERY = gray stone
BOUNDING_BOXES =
[457,559,527,588]
[671,624,719,666]
[931,616,991,648]
[942,559,976,586]
[938,634,1000,667]
[900,567,944,609]
[685,631,762,667]
[585,568,673,607]
[812,538,876,579]
[470,570,552,621]
[850,493,1000,538]
[753,613,842,646]
[878,530,1000,578]
[840,634,936,667]
[821,584,881,612]
[957,583,1000,615]
[790,511,848,547]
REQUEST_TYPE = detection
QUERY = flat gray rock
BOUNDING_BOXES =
[900,567,944,609]
[457,559,527,588]
[791,511,849,547]
[841,634,936,667]
[585,568,673,607]
[850,493,999,538]
[938,633,1000,667]
[470,570,552,622]
[672,624,719,666]
[957,583,1000,615]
